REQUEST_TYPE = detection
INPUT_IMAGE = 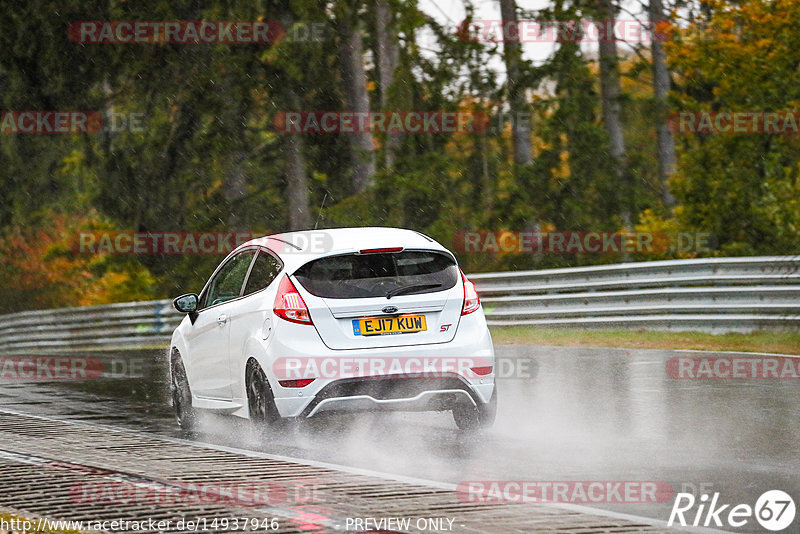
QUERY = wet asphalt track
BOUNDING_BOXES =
[1,344,798,532]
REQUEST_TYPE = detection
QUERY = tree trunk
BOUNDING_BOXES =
[223,152,247,231]
[649,0,677,207]
[284,133,311,230]
[375,0,400,169]
[282,87,311,230]
[596,0,631,228]
[221,94,248,231]
[499,0,532,166]
[338,5,376,193]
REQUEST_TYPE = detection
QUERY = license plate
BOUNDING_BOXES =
[352,315,427,336]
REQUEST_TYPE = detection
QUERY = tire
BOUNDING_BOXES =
[171,354,197,431]
[246,361,281,426]
[453,387,497,431]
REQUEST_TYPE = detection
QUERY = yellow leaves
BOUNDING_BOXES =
[550,149,571,181]
[668,0,800,111]
[80,268,156,307]
[0,213,154,313]
[539,221,557,233]
[208,178,224,193]
[753,38,772,50]
[712,17,735,33]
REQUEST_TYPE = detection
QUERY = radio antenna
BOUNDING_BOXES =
[314,192,329,230]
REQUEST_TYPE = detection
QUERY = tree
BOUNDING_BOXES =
[667,0,800,254]
[499,0,533,167]
[649,0,677,207]
[282,86,312,230]
[336,0,377,193]
[594,0,632,228]
[374,0,401,169]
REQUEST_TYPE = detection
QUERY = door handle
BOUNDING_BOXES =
[217,314,228,326]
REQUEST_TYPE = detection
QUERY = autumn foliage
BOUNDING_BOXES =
[0,214,155,314]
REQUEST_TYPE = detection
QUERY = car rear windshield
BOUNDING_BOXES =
[294,250,459,299]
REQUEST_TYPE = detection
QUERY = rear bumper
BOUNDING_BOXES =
[300,374,480,418]
[266,310,495,418]
[306,388,477,418]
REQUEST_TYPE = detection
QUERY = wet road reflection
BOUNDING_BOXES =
[1,345,798,529]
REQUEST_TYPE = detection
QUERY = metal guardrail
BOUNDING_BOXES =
[471,255,800,331]
[0,256,798,354]
[0,300,178,354]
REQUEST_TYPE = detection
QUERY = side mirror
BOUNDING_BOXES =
[173,294,199,313]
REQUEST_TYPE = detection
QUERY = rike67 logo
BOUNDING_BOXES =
[669,490,796,531]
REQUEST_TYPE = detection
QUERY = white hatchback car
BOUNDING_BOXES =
[169,227,496,431]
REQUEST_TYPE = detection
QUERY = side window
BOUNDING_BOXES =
[243,249,282,296]
[199,250,256,309]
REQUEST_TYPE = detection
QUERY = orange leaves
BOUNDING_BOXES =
[0,213,154,313]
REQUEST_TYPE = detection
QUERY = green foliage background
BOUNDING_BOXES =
[0,0,798,313]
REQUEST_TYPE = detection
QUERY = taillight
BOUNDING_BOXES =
[461,270,480,315]
[471,366,493,376]
[273,275,313,325]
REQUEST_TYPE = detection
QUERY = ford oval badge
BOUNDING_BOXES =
[382,306,398,314]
